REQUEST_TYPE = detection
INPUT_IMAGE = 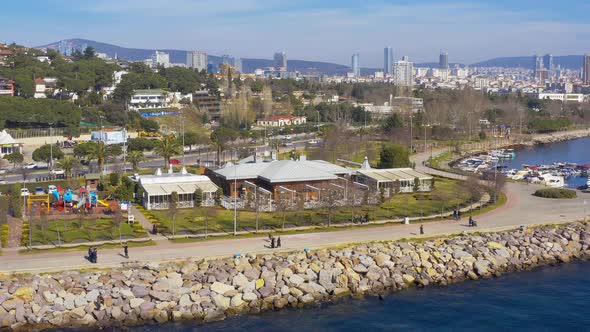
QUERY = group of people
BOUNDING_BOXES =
[268,234,282,248]
[352,213,371,224]
[452,209,463,220]
[87,247,98,263]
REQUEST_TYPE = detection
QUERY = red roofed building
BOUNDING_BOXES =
[256,115,306,127]
[0,77,14,96]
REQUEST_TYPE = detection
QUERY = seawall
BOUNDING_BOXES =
[1,221,590,330]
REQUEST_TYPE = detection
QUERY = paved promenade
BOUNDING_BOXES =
[1,145,588,274]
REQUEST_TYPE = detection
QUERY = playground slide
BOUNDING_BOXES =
[97,199,109,207]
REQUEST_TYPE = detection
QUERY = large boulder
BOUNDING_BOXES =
[210,282,234,295]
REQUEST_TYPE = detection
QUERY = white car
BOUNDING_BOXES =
[23,163,38,169]
[50,169,65,175]
[20,188,30,196]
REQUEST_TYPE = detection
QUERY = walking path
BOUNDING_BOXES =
[1,134,589,273]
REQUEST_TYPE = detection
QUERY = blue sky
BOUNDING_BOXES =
[2,0,589,65]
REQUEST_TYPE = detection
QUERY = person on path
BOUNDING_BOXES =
[124,244,129,258]
[93,248,98,263]
[420,225,424,235]
[152,224,158,235]
[277,237,282,248]
[453,209,457,220]
[87,247,93,262]
[271,237,275,249]
[365,213,370,224]
[458,210,462,219]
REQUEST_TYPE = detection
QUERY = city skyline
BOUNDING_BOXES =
[3,0,590,67]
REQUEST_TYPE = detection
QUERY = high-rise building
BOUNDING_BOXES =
[584,54,590,85]
[186,51,208,72]
[274,52,287,71]
[543,54,553,71]
[233,57,242,73]
[394,56,414,87]
[351,54,360,77]
[533,54,544,81]
[152,51,170,68]
[384,47,393,75]
[221,54,231,65]
[439,51,449,70]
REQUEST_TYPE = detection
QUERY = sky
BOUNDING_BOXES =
[2,0,590,66]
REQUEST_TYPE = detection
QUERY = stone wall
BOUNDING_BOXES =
[2,221,590,330]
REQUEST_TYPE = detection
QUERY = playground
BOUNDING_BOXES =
[26,185,119,217]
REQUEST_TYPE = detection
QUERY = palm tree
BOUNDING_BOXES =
[57,155,80,179]
[127,151,145,171]
[86,141,120,174]
[154,135,182,168]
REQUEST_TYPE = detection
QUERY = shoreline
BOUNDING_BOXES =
[2,221,590,330]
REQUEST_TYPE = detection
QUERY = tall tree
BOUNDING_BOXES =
[3,151,23,168]
[378,144,410,168]
[57,156,80,179]
[127,150,145,171]
[154,135,182,168]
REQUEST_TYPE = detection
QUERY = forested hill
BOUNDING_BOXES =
[471,55,584,69]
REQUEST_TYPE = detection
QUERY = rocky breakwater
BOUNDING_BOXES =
[532,129,590,145]
[2,222,590,330]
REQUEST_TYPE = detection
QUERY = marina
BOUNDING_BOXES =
[454,137,590,188]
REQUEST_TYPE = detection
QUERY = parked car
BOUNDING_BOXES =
[35,187,45,194]
[23,163,38,169]
[50,169,65,175]
[0,180,6,185]
[308,139,319,145]
[0,169,6,174]
[170,159,181,165]
[20,188,30,196]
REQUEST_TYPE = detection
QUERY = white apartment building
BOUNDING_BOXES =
[536,93,585,103]
[186,51,207,72]
[152,51,170,68]
[128,89,193,111]
[394,56,414,87]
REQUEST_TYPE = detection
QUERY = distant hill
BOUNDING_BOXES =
[471,55,584,69]
[38,38,353,75]
[37,39,586,73]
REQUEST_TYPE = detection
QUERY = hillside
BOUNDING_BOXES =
[471,55,584,69]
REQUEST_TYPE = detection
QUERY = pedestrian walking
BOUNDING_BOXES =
[277,237,281,248]
[271,237,275,249]
[152,224,158,235]
[124,244,129,258]
[453,209,457,220]
[87,247,93,262]
[93,248,98,263]
[420,225,424,235]
[458,210,462,219]
[365,213,370,224]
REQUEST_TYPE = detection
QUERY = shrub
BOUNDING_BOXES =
[533,188,577,199]
[1,224,8,247]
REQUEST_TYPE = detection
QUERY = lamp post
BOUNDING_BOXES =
[49,124,53,177]
[233,160,237,236]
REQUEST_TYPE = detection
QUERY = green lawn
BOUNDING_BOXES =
[22,218,148,246]
[148,177,477,235]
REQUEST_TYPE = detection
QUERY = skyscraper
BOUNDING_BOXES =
[533,54,544,80]
[543,54,554,78]
[233,57,242,73]
[439,51,449,70]
[384,47,393,75]
[584,54,590,85]
[394,56,414,87]
[274,52,287,71]
[221,54,231,65]
[351,54,360,77]
[186,51,208,72]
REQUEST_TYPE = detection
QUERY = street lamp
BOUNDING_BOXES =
[49,124,53,177]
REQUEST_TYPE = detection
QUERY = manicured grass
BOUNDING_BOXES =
[149,177,477,236]
[22,218,148,246]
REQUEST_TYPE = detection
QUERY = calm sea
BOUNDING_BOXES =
[90,261,590,332]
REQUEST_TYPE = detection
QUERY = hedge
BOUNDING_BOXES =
[533,188,577,199]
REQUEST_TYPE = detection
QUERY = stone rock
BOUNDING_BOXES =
[210,282,235,295]
[402,274,415,285]
[274,297,288,309]
[333,287,350,296]
[43,291,57,303]
[131,286,149,298]
[255,279,265,290]
[85,290,100,303]
[300,294,315,304]
[243,292,258,302]
[289,274,305,287]
[129,298,145,309]
[474,260,489,276]
[166,272,184,289]
[373,253,391,267]
[150,291,173,302]
[487,242,504,249]
[212,294,231,310]
[353,265,368,274]
[258,286,273,298]
[453,250,473,259]
[13,287,35,302]
[179,294,193,307]
[231,294,245,308]
[318,269,335,291]
[232,274,249,288]
[71,306,87,318]
[2,299,23,311]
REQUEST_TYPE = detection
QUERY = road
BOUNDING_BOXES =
[1,149,588,273]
